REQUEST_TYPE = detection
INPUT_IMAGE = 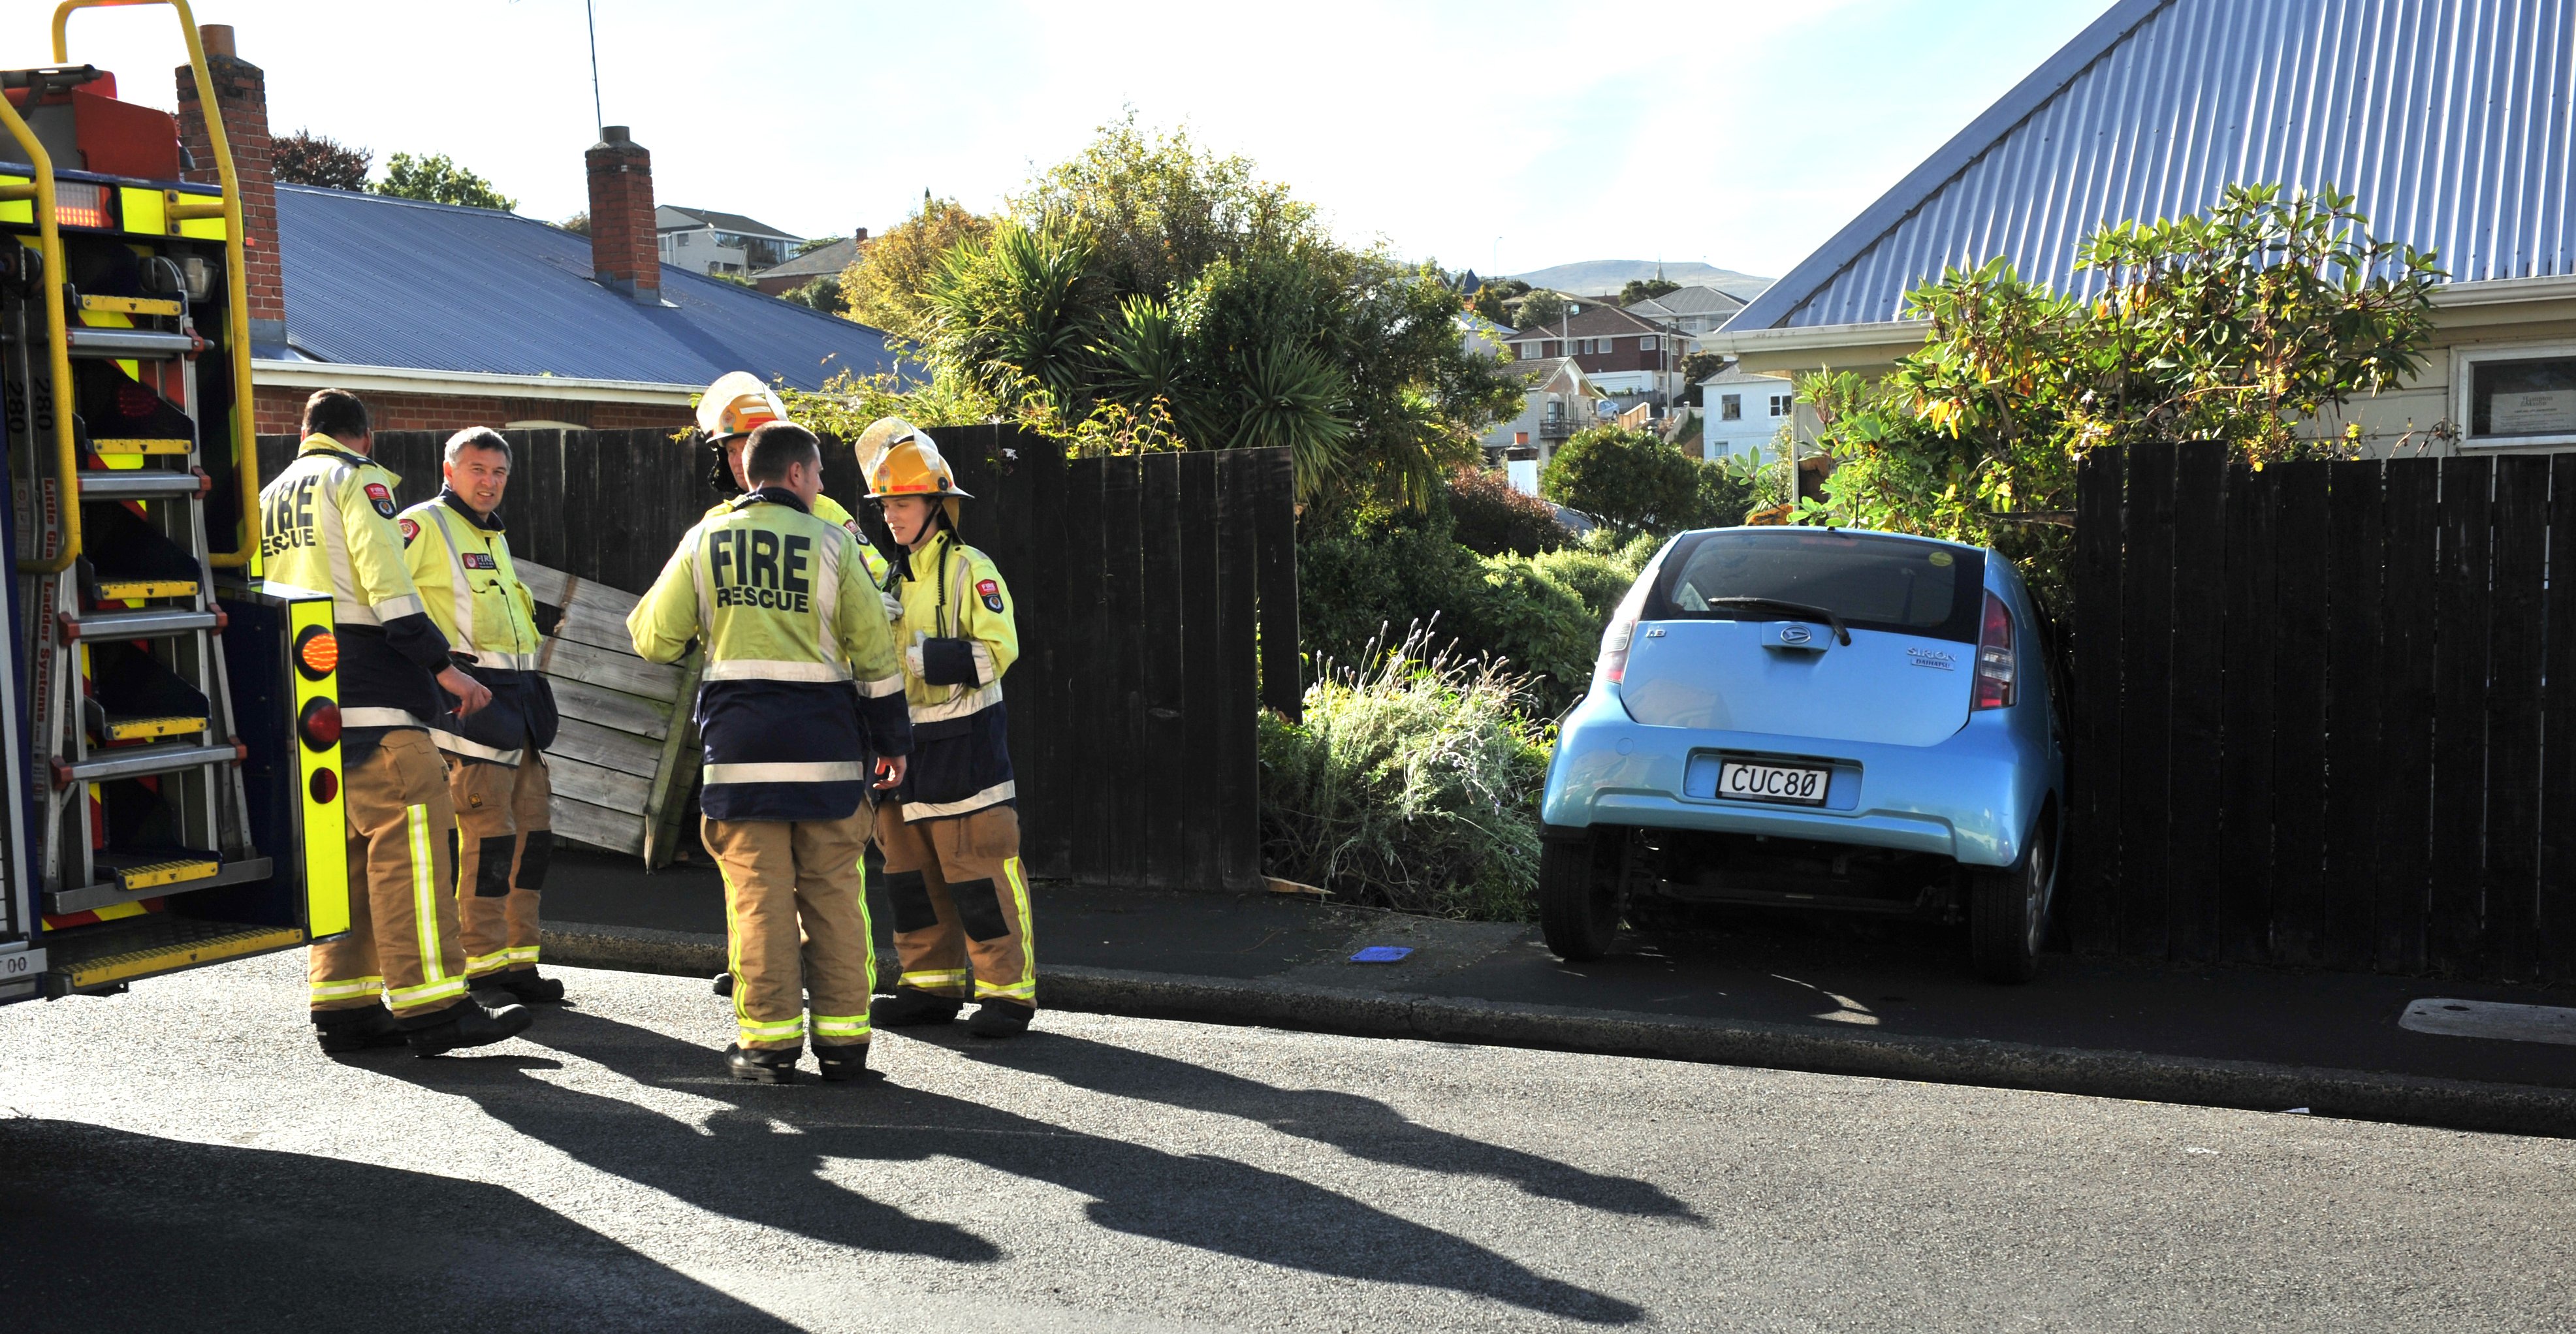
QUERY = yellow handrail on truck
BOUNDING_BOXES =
[52,0,261,571]
[0,94,79,574]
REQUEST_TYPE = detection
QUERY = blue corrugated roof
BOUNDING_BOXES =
[276,184,895,389]
[1731,0,2576,332]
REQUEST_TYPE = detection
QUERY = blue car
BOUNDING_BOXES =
[1537,526,2066,981]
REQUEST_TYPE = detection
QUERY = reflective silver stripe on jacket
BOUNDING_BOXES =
[423,503,539,665]
[427,727,524,766]
[705,659,853,683]
[902,779,1015,821]
[471,650,541,671]
[339,707,425,729]
[855,671,905,699]
[703,761,870,784]
[911,680,1004,722]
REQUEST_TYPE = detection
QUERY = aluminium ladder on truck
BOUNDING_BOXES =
[0,1,349,1004]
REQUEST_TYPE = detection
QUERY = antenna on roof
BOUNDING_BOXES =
[585,0,605,132]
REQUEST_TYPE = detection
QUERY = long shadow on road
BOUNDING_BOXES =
[990,1030,1706,1224]
[392,1009,1644,1325]
[0,1115,797,1333]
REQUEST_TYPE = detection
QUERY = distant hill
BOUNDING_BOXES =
[1508,260,1772,300]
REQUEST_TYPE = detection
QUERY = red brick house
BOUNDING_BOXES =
[172,31,895,438]
[1504,302,1684,400]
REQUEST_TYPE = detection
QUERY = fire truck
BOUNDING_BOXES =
[1,1,343,1004]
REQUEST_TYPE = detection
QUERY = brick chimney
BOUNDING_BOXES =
[174,24,285,345]
[586,126,660,303]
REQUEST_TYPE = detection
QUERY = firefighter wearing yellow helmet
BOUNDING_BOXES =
[694,372,889,586]
[862,421,1034,1039]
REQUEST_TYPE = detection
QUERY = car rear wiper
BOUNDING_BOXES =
[1704,596,1852,645]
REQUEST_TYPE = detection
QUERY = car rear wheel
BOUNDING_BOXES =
[1538,829,1622,961]
[1969,818,2054,984]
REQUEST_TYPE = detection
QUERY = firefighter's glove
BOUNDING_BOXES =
[880,589,906,621]
[918,637,979,687]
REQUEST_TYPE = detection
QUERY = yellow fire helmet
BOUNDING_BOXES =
[861,421,972,500]
[695,371,788,443]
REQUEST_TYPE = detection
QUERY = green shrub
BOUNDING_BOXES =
[1527,545,1642,623]
[1451,556,1598,708]
[1258,626,1551,919]
[1447,466,1568,556]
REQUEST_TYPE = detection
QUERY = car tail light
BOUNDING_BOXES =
[1597,575,1654,684]
[298,697,341,751]
[1973,591,2015,710]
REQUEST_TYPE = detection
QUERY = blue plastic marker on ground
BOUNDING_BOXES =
[1349,945,1413,964]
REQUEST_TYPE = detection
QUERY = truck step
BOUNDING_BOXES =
[89,438,193,456]
[54,738,238,786]
[40,914,302,995]
[97,714,207,742]
[95,852,220,891]
[44,857,273,917]
[78,469,204,499]
[78,294,185,318]
[64,607,221,641]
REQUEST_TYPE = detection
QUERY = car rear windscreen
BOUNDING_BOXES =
[1651,531,1986,642]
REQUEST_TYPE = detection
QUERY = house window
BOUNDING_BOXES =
[1770,394,1792,417]
[1721,394,1742,421]
[1642,336,1658,351]
[678,232,691,246]
[2458,344,2576,447]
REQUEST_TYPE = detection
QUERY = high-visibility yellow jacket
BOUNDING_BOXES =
[398,490,558,767]
[888,531,1017,819]
[705,490,889,588]
[631,487,912,821]
[259,434,451,743]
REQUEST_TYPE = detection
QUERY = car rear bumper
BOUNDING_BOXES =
[1540,688,2054,868]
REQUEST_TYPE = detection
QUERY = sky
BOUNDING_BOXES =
[33,1,2109,282]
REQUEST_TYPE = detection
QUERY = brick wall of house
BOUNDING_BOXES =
[253,385,691,437]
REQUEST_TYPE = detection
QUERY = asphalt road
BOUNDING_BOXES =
[4,956,2573,1332]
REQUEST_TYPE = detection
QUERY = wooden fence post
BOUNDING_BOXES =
[2431,456,2495,974]
[2217,463,2279,963]
[2116,441,2178,958]
[2165,441,2227,962]
[2321,460,2387,971]
[2067,447,2125,955]
[2373,458,2440,974]
[2484,456,2549,979]
[2541,454,2576,985]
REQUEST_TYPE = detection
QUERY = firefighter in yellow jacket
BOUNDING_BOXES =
[629,422,914,1083]
[258,389,534,1057]
[399,427,564,1005]
[697,371,889,587]
[861,421,1035,1040]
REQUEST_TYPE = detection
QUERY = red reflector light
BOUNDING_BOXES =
[294,626,339,680]
[1973,590,2016,711]
[54,182,110,229]
[309,768,338,804]
[298,697,341,751]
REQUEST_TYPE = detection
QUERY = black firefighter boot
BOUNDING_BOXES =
[966,1000,1035,1040]
[473,968,566,1004]
[814,1041,880,1084]
[710,970,733,997]
[871,988,963,1028]
[406,998,536,1057]
[313,1005,409,1054]
[725,1043,801,1084]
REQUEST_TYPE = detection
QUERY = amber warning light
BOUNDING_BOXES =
[294,626,338,680]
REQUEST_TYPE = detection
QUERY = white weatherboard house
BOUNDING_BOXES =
[1703,0,2576,456]
[1698,364,1795,463]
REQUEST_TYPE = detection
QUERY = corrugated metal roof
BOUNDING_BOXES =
[1730,0,2576,332]
[276,185,895,389]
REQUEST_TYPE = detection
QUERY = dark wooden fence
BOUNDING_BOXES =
[2069,441,2576,983]
[257,426,1299,891]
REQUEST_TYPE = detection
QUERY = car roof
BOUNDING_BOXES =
[1676,525,1993,559]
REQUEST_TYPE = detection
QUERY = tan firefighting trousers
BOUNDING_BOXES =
[875,802,1034,1006]
[449,754,552,979]
[702,812,876,1053]
[308,730,470,1019]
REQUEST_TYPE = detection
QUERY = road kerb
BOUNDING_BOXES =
[540,923,2576,1139]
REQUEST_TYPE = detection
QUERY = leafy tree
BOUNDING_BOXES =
[915,117,1520,511]
[272,129,369,189]
[373,152,516,211]
[1512,289,1566,331]
[709,270,757,287]
[1619,277,1680,306]
[839,196,991,344]
[558,211,589,236]
[782,274,844,313]
[1541,425,1706,536]
[1448,466,1568,557]
[1676,349,1727,405]
[792,235,845,257]
[1800,182,2443,599]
